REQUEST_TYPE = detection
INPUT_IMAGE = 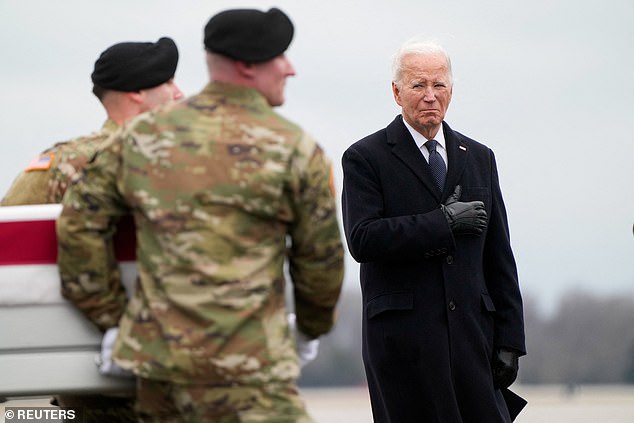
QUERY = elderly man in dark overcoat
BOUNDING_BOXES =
[341,38,527,423]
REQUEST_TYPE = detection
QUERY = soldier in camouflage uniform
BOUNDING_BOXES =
[57,7,344,423]
[2,37,182,423]
[1,37,183,206]
[1,120,118,205]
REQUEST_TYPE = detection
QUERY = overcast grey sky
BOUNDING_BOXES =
[1,0,632,313]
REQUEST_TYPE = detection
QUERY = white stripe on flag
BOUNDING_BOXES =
[0,203,62,221]
[0,204,137,305]
[0,262,137,305]
[0,264,63,304]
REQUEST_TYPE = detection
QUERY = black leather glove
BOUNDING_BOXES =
[492,348,519,389]
[441,185,487,236]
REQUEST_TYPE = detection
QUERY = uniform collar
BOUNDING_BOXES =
[101,119,120,134]
[200,81,271,111]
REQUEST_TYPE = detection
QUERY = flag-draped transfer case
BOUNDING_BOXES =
[0,204,135,398]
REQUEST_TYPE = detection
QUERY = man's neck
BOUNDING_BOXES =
[403,116,441,140]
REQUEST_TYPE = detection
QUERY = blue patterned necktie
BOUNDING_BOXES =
[425,139,446,191]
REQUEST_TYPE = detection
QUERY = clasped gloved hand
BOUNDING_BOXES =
[492,348,520,389]
[441,185,487,236]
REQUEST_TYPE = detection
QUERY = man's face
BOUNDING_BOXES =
[139,79,184,111]
[392,53,452,136]
[252,55,296,107]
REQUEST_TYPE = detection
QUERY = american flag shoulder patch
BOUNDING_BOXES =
[24,152,54,171]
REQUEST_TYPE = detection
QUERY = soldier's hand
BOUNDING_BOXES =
[295,330,320,367]
[492,348,520,389]
[287,313,320,368]
[441,185,487,236]
[96,327,134,378]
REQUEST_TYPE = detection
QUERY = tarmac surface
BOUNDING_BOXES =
[2,385,633,422]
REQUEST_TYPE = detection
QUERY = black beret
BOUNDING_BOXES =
[204,8,294,63]
[91,37,179,92]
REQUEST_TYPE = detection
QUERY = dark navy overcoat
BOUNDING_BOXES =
[341,116,526,423]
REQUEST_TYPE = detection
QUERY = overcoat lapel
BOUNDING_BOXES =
[441,121,468,202]
[386,116,441,201]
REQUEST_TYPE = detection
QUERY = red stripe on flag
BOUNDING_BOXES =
[0,220,57,264]
[0,216,136,265]
[113,216,137,262]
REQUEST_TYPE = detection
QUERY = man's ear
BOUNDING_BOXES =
[391,81,402,107]
[235,61,256,79]
[126,91,144,105]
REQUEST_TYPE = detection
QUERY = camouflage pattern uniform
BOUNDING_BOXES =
[1,119,136,423]
[57,82,345,422]
[1,120,119,205]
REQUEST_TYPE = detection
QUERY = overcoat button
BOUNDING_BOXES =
[448,301,456,311]
[446,255,453,264]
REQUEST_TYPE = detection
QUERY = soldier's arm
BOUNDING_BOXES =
[288,134,344,339]
[56,141,129,331]
[1,153,57,205]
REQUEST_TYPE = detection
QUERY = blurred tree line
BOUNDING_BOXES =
[520,290,634,384]
[296,287,634,387]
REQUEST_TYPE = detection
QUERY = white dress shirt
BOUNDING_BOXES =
[402,118,449,167]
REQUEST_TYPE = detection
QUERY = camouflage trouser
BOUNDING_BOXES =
[53,393,136,422]
[135,377,315,423]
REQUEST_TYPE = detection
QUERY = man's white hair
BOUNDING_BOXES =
[392,38,453,87]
